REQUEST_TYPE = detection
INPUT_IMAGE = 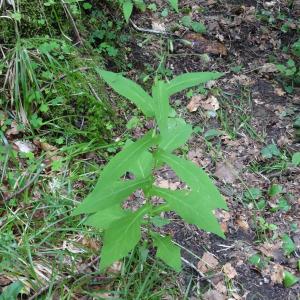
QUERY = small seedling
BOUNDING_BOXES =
[282,234,296,256]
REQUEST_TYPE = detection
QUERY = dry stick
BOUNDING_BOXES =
[2,164,45,202]
[129,19,178,37]
[61,0,83,46]
[28,256,100,300]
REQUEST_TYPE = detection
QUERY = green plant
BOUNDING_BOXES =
[117,0,179,22]
[73,70,227,271]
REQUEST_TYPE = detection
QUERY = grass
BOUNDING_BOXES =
[1,1,300,298]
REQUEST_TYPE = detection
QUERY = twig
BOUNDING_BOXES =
[129,19,178,37]
[28,256,100,300]
[2,164,45,202]
[61,0,83,46]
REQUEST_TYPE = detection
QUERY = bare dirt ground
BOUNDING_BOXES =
[126,0,300,298]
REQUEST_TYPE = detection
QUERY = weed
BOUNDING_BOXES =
[74,70,227,271]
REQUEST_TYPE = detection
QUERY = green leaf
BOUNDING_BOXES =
[100,131,157,185]
[100,205,149,270]
[283,271,299,288]
[123,0,133,23]
[96,69,154,117]
[150,216,170,227]
[152,81,170,135]
[168,0,178,12]
[181,16,192,27]
[166,72,223,97]
[282,234,296,256]
[191,21,206,33]
[159,118,193,152]
[84,205,129,229]
[204,129,222,140]
[151,232,181,271]
[248,254,266,270]
[0,281,23,300]
[244,188,262,201]
[127,150,154,179]
[261,144,281,159]
[292,152,300,166]
[73,178,150,215]
[268,184,283,197]
[156,150,227,210]
[150,187,225,237]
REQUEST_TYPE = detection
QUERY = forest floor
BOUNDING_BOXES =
[0,0,300,299]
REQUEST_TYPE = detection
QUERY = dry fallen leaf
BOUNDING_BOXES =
[40,142,58,152]
[187,95,205,112]
[197,252,219,273]
[81,237,100,251]
[274,87,285,96]
[203,290,226,300]
[236,216,249,231]
[184,33,228,56]
[6,120,21,136]
[200,95,220,111]
[215,281,227,294]
[270,264,284,284]
[107,261,123,274]
[152,21,166,32]
[214,161,238,184]
[13,140,36,153]
[223,263,238,279]
[259,63,277,74]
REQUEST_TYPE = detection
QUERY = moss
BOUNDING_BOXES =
[0,0,66,44]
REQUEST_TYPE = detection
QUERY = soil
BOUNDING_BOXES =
[124,0,300,298]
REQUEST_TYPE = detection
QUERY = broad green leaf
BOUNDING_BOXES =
[166,72,223,96]
[283,271,299,287]
[84,205,129,229]
[96,69,154,117]
[292,152,300,165]
[123,0,133,23]
[152,81,169,135]
[261,144,280,159]
[73,178,150,215]
[248,254,267,270]
[159,118,193,152]
[268,184,283,197]
[151,232,181,271]
[101,131,157,185]
[0,281,23,300]
[168,0,178,12]
[128,150,154,179]
[282,234,296,256]
[156,150,227,210]
[100,205,149,270]
[150,215,170,227]
[150,187,225,237]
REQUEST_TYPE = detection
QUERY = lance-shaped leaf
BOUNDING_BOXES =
[156,150,227,210]
[84,205,129,230]
[166,72,223,96]
[151,232,181,272]
[150,187,225,237]
[73,177,150,215]
[168,0,178,12]
[100,205,149,270]
[101,131,158,185]
[122,0,133,23]
[96,69,154,117]
[128,150,154,179]
[152,80,170,135]
[159,117,193,152]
